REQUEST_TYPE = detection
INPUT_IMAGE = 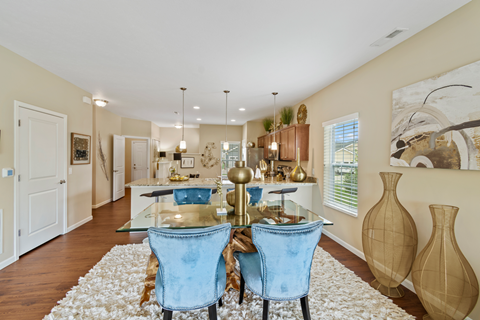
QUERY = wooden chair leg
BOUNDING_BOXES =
[218,297,223,307]
[239,273,245,304]
[263,299,269,320]
[208,303,218,320]
[163,309,172,320]
[300,295,311,320]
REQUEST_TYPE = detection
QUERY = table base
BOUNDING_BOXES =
[140,228,257,306]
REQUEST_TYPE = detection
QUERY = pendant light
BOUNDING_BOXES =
[223,90,230,150]
[271,92,278,151]
[179,87,187,150]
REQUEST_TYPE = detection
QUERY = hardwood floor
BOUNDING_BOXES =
[0,189,426,319]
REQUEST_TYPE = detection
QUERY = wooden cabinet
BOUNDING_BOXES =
[257,136,264,148]
[257,124,310,161]
[280,126,296,160]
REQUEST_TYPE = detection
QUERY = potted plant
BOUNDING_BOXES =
[263,118,273,133]
[280,107,294,127]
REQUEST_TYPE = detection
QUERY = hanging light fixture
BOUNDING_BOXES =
[223,90,230,150]
[179,87,187,150]
[271,92,278,150]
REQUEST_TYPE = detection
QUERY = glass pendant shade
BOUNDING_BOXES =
[223,142,229,150]
[179,140,186,150]
[271,141,278,150]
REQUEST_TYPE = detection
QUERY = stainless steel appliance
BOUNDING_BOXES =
[245,148,264,170]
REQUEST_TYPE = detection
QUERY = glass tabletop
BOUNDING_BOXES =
[117,200,333,232]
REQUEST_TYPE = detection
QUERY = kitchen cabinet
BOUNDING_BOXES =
[257,124,310,161]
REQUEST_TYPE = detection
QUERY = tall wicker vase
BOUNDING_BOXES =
[362,172,418,298]
[412,205,479,320]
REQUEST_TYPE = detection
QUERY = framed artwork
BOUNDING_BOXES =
[181,157,195,168]
[71,132,91,165]
[391,59,480,171]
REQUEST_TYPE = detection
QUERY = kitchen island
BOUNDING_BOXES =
[126,177,317,218]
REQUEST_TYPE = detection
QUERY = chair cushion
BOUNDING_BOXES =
[234,252,263,296]
[173,188,212,205]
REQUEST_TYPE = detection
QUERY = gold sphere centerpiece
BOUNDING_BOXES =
[227,161,253,216]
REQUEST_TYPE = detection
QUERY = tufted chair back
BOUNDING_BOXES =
[148,223,231,311]
[173,188,213,205]
[252,220,323,300]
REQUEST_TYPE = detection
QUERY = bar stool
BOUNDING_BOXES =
[140,189,175,203]
[268,188,298,207]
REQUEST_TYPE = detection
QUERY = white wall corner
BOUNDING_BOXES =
[92,198,112,209]
[322,229,416,294]
[66,215,93,233]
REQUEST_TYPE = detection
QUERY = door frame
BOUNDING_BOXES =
[123,135,151,182]
[13,101,68,261]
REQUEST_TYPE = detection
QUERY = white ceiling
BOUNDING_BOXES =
[0,0,469,127]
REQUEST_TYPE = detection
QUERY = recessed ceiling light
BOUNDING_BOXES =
[231,119,236,122]
[239,108,245,111]
[193,106,200,109]
[174,125,182,129]
[197,118,201,121]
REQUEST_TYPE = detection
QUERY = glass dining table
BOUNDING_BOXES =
[117,200,333,305]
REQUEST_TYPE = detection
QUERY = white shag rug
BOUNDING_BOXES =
[44,244,415,320]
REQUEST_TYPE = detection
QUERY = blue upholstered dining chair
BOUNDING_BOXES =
[227,187,263,205]
[148,223,231,320]
[173,188,213,205]
[234,220,324,320]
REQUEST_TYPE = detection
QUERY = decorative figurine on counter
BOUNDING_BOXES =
[259,160,268,182]
[215,178,227,215]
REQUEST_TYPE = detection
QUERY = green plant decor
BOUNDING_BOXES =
[280,107,294,126]
[263,118,273,133]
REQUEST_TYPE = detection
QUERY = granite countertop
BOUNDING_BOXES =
[126,177,317,187]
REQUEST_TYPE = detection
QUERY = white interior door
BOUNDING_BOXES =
[113,135,125,201]
[17,106,66,256]
[132,140,148,181]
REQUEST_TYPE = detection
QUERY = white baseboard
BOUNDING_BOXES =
[0,255,16,271]
[66,215,93,233]
[92,198,112,209]
[322,229,416,294]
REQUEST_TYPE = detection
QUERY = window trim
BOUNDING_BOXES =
[323,113,359,217]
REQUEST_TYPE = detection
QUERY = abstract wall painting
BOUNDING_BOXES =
[71,132,91,165]
[391,60,480,171]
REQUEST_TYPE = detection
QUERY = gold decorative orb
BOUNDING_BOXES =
[227,161,254,184]
[226,190,250,207]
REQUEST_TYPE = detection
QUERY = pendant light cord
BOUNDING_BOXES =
[182,89,185,141]
[224,90,230,146]
[272,92,278,143]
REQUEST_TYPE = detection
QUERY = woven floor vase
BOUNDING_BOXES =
[362,172,418,298]
[412,205,479,320]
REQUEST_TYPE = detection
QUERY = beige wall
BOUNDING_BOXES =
[296,1,480,318]
[245,121,265,147]
[0,45,93,265]
[121,117,151,137]
[92,107,121,206]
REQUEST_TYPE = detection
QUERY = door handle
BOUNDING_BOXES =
[113,170,119,172]
[60,180,66,184]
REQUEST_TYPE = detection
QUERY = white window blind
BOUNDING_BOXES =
[323,114,359,216]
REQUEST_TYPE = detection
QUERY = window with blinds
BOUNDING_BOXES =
[323,113,359,216]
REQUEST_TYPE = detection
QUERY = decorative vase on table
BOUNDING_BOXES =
[291,148,306,182]
[362,172,418,298]
[227,161,253,216]
[412,205,479,320]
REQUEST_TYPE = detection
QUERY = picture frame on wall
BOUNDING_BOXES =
[71,132,91,165]
[181,157,195,168]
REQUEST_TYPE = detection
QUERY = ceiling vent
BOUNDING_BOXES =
[370,28,409,47]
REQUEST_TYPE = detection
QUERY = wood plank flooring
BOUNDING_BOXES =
[0,189,426,319]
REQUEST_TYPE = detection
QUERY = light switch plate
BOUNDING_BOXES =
[69,167,73,175]
[2,168,14,178]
